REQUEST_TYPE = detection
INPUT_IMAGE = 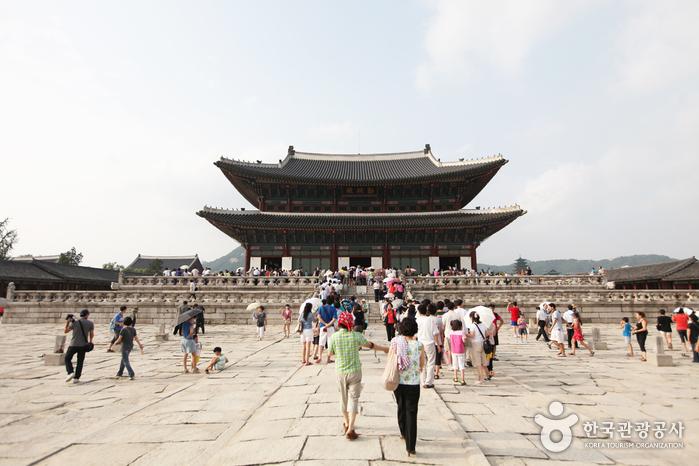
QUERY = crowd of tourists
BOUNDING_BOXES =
[56,271,698,459]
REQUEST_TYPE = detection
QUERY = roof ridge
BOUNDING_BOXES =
[657,257,697,278]
[136,255,198,259]
[198,206,524,217]
[218,150,506,168]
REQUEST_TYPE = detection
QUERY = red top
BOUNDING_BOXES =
[673,313,689,331]
[508,306,520,321]
[385,307,395,324]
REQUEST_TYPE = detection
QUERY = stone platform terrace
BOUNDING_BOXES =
[0,323,697,466]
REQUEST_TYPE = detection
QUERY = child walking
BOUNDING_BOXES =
[449,320,467,385]
[205,347,228,373]
[108,316,143,380]
[570,312,594,356]
[517,314,528,343]
[620,317,634,357]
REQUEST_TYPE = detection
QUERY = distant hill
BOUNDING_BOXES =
[204,246,245,271]
[480,255,678,275]
[205,249,679,275]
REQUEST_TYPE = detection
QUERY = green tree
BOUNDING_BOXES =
[0,218,18,260]
[144,258,164,275]
[512,257,529,274]
[102,262,124,271]
[58,247,83,266]
[547,269,561,275]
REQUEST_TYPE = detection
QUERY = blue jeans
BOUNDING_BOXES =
[118,349,134,377]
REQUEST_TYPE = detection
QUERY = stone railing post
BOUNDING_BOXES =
[655,336,673,366]
[6,282,15,301]
[591,328,608,350]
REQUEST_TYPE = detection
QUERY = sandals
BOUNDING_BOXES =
[453,377,459,383]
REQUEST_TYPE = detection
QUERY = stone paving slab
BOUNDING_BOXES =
[1,323,697,465]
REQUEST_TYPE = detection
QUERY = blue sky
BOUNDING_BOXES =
[1,0,697,267]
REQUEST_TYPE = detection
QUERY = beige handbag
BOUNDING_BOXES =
[382,345,400,391]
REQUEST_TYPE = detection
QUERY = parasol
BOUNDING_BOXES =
[392,299,404,309]
[673,307,694,315]
[467,305,495,328]
[299,297,323,314]
[246,302,261,312]
[176,307,202,325]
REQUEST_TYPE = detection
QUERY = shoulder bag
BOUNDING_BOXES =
[475,324,493,355]
[382,344,400,391]
[77,320,94,352]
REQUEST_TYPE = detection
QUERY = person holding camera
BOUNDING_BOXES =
[64,309,94,384]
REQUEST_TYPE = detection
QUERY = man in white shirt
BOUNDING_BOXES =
[535,304,550,344]
[416,303,439,388]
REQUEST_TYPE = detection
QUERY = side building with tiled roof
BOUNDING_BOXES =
[0,260,118,297]
[126,255,203,274]
[606,257,699,289]
[199,144,525,273]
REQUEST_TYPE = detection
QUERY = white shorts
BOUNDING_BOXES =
[624,336,631,344]
[300,328,313,343]
[257,326,265,337]
[319,326,335,346]
[452,353,465,370]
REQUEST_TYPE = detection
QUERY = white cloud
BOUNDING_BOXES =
[613,0,699,93]
[416,0,585,89]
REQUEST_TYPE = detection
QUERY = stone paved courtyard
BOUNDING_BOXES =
[0,322,697,465]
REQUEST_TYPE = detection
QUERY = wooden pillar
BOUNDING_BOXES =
[282,230,289,256]
[470,245,477,271]
[383,230,391,269]
[244,245,251,272]
[286,185,290,212]
[330,231,338,270]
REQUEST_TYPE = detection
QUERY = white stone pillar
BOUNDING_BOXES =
[338,256,350,270]
[281,256,292,271]
[459,256,469,270]
[250,256,262,269]
[428,256,440,273]
[371,256,383,270]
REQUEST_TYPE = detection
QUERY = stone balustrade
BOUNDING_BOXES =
[405,274,606,289]
[5,285,697,325]
[117,274,605,290]
[120,275,321,289]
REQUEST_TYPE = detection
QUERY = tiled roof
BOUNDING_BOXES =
[197,207,525,230]
[0,260,118,284]
[33,262,119,283]
[127,255,202,272]
[664,260,699,281]
[0,261,63,282]
[216,147,507,184]
[606,257,697,283]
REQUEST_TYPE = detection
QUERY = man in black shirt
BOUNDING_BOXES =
[656,309,673,350]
